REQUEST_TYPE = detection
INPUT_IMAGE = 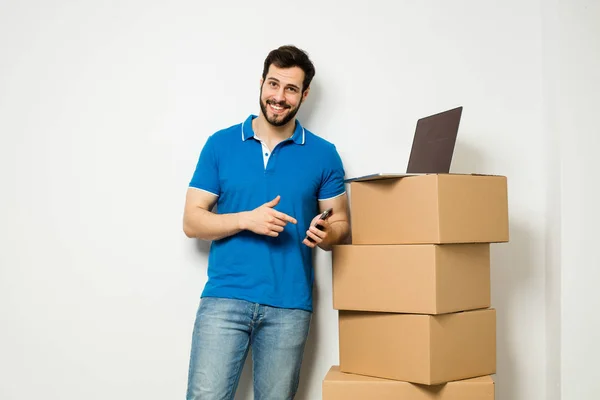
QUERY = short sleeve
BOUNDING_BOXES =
[189,135,220,196]
[318,145,346,201]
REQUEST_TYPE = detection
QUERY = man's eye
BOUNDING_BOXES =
[269,82,277,87]
[287,87,297,93]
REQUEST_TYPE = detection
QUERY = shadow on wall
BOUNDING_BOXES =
[296,78,322,127]
[294,256,322,400]
[450,138,486,174]
[194,238,211,255]
[490,222,533,400]
[452,139,534,400]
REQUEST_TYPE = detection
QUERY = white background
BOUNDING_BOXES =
[1,1,598,399]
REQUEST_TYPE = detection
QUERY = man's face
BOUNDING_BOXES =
[259,65,309,127]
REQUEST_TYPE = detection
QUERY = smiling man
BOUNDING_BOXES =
[182,45,350,400]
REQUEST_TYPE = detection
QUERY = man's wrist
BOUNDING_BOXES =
[237,211,247,231]
[322,221,348,248]
[318,241,333,251]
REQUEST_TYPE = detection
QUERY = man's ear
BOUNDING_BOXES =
[302,86,310,101]
[259,78,263,87]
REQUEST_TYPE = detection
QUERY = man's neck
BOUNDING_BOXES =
[253,114,295,144]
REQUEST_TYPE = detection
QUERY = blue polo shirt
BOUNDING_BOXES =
[189,115,346,312]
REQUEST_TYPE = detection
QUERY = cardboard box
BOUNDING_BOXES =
[339,308,496,385]
[332,243,490,314]
[323,366,495,399]
[349,174,509,244]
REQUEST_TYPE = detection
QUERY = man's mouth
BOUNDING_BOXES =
[267,100,290,114]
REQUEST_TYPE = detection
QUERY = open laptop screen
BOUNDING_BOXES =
[406,106,462,174]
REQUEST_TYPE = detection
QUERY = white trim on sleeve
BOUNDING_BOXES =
[318,191,346,201]
[189,186,219,197]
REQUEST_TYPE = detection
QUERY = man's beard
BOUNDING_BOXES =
[259,94,302,127]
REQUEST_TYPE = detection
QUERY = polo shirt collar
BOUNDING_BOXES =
[241,114,305,145]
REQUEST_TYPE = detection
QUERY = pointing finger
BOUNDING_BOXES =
[272,210,297,224]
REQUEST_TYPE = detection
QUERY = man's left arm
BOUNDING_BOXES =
[302,144,350,250]
[319,193,350,250]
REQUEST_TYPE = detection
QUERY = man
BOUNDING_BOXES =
[182,45,350,400]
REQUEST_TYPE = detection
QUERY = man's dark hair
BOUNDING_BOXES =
[262,45,316,92]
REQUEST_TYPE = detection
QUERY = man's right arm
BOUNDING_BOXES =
[183,189,297,241]
[183,188,243,241]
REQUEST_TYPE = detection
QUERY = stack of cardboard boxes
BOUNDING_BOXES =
[323,173,509,399]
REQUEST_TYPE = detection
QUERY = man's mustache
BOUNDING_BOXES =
[266,99,291,108]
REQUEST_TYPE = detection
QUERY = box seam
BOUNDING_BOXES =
[435,175,442,242]
[428,315,433,384]
[433,246,440,313]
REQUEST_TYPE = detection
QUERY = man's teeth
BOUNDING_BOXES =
[271,104,284,110]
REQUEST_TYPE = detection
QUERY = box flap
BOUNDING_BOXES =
[345,172,504,183]
[344,173,425,183]
[325,366,494,384]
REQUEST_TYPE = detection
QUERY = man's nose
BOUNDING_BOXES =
[273,87,286,102]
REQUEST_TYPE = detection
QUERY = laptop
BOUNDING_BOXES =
[344,106,463,183]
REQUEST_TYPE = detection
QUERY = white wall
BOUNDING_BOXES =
[541,0,562,399]
[551,1,600,400]
[1,1,596,399]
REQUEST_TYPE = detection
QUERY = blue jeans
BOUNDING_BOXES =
[186,297,312,400]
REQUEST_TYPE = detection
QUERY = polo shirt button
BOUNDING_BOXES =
[265,153,269,156]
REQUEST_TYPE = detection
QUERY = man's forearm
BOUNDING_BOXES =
[184,207,245,241]
[319,220,350,251]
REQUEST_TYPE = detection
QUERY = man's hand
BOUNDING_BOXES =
[239,195,297,237]
[302,213,331,248]
[302,194,350,251]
